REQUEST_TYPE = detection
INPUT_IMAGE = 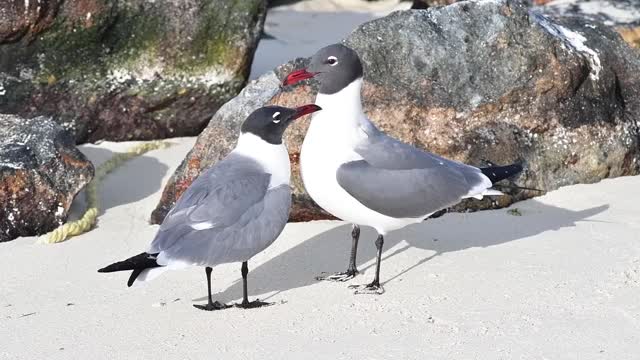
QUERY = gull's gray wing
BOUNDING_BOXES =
[148,154,291,266]
[336,130,490,218]
[356,127,470,171]
[336,160,478,218]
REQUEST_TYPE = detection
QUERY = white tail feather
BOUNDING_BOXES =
[482,189,504,196]
[464,171,498,199]
[468,189,504,200]
[133,267,168,285]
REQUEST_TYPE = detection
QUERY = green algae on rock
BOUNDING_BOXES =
[0,0,267,143]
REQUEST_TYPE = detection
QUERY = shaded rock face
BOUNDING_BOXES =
[0,0,267,143]
[152,0,640,224]
[0,115,94,242]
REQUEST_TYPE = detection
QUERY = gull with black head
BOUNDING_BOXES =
[98,104,322,310]
[283,44,523,294]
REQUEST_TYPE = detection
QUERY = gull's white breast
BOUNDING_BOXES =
[300,86,421,234]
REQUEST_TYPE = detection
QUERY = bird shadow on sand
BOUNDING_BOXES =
[197,201,609,303]
[71,146,169,215]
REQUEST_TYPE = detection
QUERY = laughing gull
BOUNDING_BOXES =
[283,44,523,294]
[98,104,322,310]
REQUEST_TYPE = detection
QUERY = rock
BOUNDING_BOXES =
[0,114,94,242]
[0,0,267,143]
[152,0,640,224]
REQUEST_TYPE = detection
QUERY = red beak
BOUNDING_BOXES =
[283,68,318,86]
[292,104,322,119]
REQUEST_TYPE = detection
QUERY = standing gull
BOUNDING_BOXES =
[283,44,523,294]
[98,104,322,310]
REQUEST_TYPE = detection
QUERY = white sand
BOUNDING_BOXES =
[1,137,639,359]
[2,2,639,358]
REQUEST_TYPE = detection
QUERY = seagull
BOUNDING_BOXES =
[283,44,523,294]
[98,104,322,310]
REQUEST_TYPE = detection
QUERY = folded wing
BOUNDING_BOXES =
[337,160,487,218]
[336,131,493,218]
[148,154,289,266]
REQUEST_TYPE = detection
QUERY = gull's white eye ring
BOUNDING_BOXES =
[272,111,281,123]
[327,56,338,66]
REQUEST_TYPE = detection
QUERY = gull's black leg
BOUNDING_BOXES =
[349,234,385,295]
[236,261,273,309]
[194,267,230,311]
[372,234,384,287]
[241,261,249,305]
[316,224,360,282]
[347,225,361,274]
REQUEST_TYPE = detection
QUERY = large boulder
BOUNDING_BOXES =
[152,0,640,224]
[0,0,267,143]
[0,115,94,242]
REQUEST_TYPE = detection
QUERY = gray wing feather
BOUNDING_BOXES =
[336,130,488,218]
[155,185,291,266]
[149,154,291,266]
[337,160,474,218]
[356,131,465,170]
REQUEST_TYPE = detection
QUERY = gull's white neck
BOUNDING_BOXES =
[315,78,365,127]
[307,77,370,151]
[234,133,290,187]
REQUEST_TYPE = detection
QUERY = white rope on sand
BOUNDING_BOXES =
[39,141,171,244]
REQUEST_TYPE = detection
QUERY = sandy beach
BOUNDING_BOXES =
[2,1,640,359]
[1,137,639,359]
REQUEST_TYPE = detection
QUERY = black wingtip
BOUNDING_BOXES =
[97,252,160,274]
[480,162,523,184]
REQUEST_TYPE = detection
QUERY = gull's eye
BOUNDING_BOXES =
[272,111,281,123]
[327,56,338,66]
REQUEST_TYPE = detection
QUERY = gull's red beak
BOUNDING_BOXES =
[292,104,322,119]
[283,68,318,86]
